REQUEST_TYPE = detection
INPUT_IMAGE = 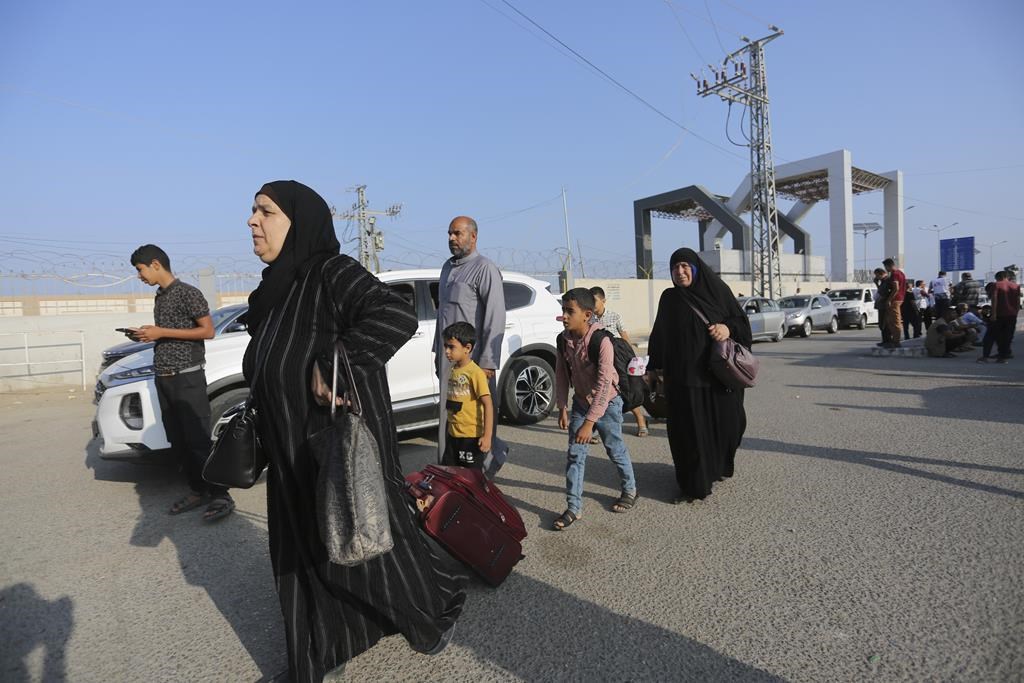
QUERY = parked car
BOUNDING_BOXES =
[777,294,839,337]
[826,287,878,329]
[99,304,249,368]
[92,270,562,456]
[737,296,786,342]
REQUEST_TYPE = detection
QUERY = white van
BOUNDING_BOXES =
[826,287,879,329]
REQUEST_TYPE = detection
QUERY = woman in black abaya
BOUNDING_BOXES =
[243,180,465,682]
[646,248,752,502]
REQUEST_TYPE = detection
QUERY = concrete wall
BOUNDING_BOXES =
[0,313,154,392]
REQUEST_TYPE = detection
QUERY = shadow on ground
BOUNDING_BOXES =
[745,437,1024,500]
[789,382,1024,425]
[85,439,285,681]
[451,573,784,681]
[0,584,73,683]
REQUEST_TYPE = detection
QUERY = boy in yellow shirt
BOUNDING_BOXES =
[441,322,494,468]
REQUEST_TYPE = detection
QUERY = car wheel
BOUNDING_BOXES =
[773,323,785,342]
[827,316,839,334]
[501,356,555,425]
[857,314,867,330]
[800,319,812,337]
[209,387,249,440]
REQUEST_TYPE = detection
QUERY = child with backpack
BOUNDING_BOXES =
[552,288,638,531]
[590,286,650,437]
[441,321,493,469]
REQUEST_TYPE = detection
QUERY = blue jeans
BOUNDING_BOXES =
[565,396,637,515]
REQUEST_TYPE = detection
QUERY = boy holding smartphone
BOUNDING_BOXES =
[129,244,232,522]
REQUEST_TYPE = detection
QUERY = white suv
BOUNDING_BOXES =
[93,269,562,456]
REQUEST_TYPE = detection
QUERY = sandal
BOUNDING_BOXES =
[203,497,235,522]
[168,492,209,515]
[636,426,649,437]
[588,435,601,445]
[611,492,638,513]
[552,510,580,530]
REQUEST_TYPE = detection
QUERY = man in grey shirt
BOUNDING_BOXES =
[435,215,507,465]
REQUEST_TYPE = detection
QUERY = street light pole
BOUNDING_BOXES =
[853,222,882,280]
[977,240,1008,275]
[917,222,959,271]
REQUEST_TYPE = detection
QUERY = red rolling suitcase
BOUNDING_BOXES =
[405,465,526,586]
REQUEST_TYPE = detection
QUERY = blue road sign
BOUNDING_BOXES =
[940,236,975,271]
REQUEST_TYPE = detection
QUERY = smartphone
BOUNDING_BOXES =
[115,327,137,338]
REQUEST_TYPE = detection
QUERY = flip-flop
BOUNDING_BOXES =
[203,497,235,522]
[168,492,209,515]
[637,426,649,437]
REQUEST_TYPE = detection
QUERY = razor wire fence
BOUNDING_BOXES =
[0,247,639,308]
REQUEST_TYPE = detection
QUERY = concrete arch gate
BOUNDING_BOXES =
[633,149,904,283]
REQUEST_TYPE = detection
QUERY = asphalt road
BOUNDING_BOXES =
[2,327,1022,682]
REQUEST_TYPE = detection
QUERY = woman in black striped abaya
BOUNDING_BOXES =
[243,180,465,682]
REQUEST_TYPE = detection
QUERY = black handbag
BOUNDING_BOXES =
[308,340,394,566]
[202,291,291,489]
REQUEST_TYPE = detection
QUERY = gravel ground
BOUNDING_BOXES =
[1,327,1021,682]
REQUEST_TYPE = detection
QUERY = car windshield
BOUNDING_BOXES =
[212,307,243,333]
[778,297,809,309]
[827,290,861,301]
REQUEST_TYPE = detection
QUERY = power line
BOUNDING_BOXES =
[495,0,746,162]
[703,0,730,56]
[716,0,775,29]
[662,0,709,65]
[724,101,747,148]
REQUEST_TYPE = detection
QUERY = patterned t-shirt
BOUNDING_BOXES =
[153,279,210,372]
[446,360,490,438]
[591,309,625,338]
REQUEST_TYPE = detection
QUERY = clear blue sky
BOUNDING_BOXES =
[1,0,1021,287]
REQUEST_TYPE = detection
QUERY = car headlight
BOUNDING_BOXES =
[110,365,156,381]
[786,312,799,319]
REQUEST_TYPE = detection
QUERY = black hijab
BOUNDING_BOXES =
[247,180,340,333]
[648,247,751,386]
[669,247,739,325]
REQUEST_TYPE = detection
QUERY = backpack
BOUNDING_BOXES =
[557,329,646,412]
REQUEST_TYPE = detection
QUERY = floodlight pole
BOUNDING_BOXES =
[696,29,784,299]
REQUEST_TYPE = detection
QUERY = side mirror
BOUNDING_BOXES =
[811,302,822,309]
[223,321,248,334]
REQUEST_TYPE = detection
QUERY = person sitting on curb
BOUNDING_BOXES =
[925,309,969,358]
[953,303,986,347]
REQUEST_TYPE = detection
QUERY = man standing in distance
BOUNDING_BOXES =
[882,257,907,348]
[436,216,507,464]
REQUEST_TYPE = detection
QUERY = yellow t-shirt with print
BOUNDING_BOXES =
[446,361,490,438]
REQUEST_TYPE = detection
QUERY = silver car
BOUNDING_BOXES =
[737,296,787,342]
[777,294,839,337]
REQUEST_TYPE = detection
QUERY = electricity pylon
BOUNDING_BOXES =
[694,28,784,299]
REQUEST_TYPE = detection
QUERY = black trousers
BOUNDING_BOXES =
[877,308,891,343]
[902,306,921,340]
[983,318,1016,359]
[155,370,227,498]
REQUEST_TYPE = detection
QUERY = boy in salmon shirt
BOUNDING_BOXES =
[553,288,638,530]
